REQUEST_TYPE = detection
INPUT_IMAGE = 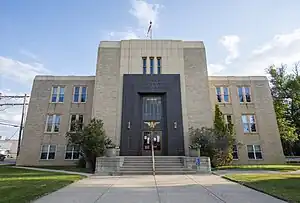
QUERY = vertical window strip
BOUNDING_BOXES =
[157,57,161,74]
[150,57,154,74]
[142,57,147,74]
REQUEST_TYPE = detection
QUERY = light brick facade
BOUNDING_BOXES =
[17,40,285,166]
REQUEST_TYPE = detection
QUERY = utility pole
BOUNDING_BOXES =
[0,93,30,157]
[17,94,27,156]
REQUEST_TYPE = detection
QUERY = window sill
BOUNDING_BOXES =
[44,132,60,134]
[217,102,231,105]
[240,102,254,105]
[248,159,263,161]
[49,102,64,104]
[64,159,79,161]
[244,132,259,135]
[71,102,87,104]
[39,159,55,161]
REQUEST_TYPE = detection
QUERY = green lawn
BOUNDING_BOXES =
[216,164,300,172]
[225,174,300,202]
[0,166,83,203]
[32,165,93,173]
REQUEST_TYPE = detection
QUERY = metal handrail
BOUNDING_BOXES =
[151,132,155,176]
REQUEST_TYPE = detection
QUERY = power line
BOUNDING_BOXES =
[6,129,19,140]
[0,93,30,156]
[0,122,20,128]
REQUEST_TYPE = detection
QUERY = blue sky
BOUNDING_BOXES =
[1,0,300,138]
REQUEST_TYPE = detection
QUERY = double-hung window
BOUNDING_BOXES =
[238,86,251,103]
[45,114,61,132]
[224,114,233,130]
[73,86,87,103]
[242,114,257,133]
[69,114,84,132]
[40,145,56,160]
[216,87,229,103]
[247,145,262,159]
[51,86,64,103]
[232,145,238,160]
[65,145,80,160]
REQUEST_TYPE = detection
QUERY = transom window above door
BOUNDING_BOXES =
[142,96,162,121]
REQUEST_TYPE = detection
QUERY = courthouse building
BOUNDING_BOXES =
[17,40,285,166]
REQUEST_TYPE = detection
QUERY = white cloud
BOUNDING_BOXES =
[19,49,38,60]
[108,29,140,40]
[211,28,300,76]
[245,28,300,75]
[219,35,240,64]
[106,0,162,40]
[207,64,226,75]
[129,0,161,28]
[0,56,50,84]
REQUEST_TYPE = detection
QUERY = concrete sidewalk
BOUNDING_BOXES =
[34,174,286,203]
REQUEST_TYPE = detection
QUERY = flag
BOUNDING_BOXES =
[147,21,152,37]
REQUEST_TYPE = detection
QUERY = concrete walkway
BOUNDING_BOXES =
[34,174,286,203]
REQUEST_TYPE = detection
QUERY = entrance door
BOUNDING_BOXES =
[142,131,162,156]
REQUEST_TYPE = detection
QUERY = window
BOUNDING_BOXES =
[238,86,251,103]
[142,96,162,121]
[224,115,233,129]
[51,86,64,103]
[69,114,84,132]
[247,145,262,159]
[40,145,56,160]
[157,57,161,74]
[232,145,238,160]
[242,114,257,133]
[216,87,229,103]
[45,114,61,132]
[150,57,154,74]
[142,57,147,74]
[65,145,80,160]
[73,86,87,103]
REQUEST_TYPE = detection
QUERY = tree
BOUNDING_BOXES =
[212,104,234,166]
[266,64,299,155]
[189,105,235,167]
[66,118,112,171]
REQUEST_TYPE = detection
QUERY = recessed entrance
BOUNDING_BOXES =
[142,131,162,156]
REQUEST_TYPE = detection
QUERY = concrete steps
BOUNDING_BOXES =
[119,156,195,175]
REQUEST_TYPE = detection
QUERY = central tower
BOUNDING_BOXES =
[92,40,213,156]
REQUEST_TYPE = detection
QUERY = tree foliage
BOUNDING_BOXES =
[266,64,300,155]
[66,118,112,171]
[189,105,235,167]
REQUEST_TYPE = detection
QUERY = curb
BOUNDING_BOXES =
[13,166,92,177]
[222,176,289,202]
